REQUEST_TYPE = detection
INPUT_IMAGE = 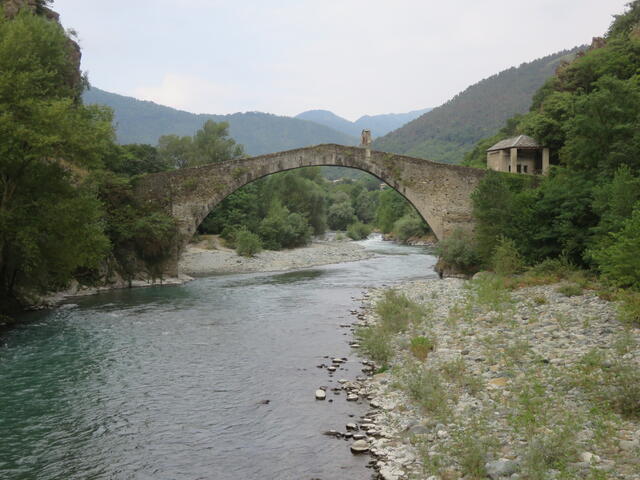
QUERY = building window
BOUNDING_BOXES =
[523,165,528,173]
[517,164,522,173]
[508,165,511,172]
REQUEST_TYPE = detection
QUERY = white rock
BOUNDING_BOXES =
[580,451,599,463]
[347,394,359,401]
[315,389,326,400]
[350,439,370,453]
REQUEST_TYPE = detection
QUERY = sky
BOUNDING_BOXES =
[54,0,629,120]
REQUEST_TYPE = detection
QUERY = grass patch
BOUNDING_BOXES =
[376,289,427,333]
[440,358,484,395]
[520,423,579,480]
[355,325,393,366]
[572,349,640,419]
[532,295,547,305]
[467,273,513,313]
[409,336,435,361]
[555,283,583,297]
[403,366,452,418]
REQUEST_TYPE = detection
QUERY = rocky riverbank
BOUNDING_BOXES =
[179,236,375,275]
[344,277,640,479]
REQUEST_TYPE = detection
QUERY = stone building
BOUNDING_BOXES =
[486,135,550,175]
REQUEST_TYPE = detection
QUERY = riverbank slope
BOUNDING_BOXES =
[348,277,640,479]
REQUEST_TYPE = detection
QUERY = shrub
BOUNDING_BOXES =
[393,212,429,244]
[591,205,640,289]
[435,228,482,274]
[327,200,356,230]
[492,236,525,276]
[347,222,372,240]
[235,229,262,257]
[258,201,312,250]
[409,336,435,360]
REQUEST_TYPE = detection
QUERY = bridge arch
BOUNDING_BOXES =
[135,144,486,274]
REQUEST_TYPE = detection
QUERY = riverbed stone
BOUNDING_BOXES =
[315,389,326,400]
[350,439,369,453]
[486,459,519,478]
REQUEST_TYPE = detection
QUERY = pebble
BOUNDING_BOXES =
[315,389,326,400]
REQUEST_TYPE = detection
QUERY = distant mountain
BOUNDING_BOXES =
[295,108,432,138]
[82,88,357,155]
[373,48,584,164]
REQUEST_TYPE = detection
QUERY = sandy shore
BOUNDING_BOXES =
[179,238,375,276]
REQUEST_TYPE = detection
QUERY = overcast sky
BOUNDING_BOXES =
[54,0,629,120]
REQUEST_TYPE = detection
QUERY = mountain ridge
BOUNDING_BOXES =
[295,107,432,138]
[373,47,585,164]
[82,87,358,156]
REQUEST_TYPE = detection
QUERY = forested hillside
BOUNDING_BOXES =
[373,48,583,164]
[295,107,432,138]
[441,1,640,306]
[83,88,358,155]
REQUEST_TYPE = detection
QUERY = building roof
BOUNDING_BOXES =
[487,135,541,151]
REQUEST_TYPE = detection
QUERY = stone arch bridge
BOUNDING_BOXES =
[135,144,486,275]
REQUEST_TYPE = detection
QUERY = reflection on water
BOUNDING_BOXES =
[0,235,437,480]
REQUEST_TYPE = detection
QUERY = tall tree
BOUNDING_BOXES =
[0,10,112,304]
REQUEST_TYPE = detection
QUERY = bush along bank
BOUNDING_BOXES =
[348,274,640,480]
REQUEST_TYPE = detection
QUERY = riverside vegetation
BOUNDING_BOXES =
[438,1,640,326]
[0,3,429,314]
[351,271,640,479]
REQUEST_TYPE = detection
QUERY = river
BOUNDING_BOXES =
[0,235,437,480]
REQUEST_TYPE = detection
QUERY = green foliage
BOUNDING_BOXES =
[158,120,244,168]
[327,194,356,230]
[435,229,482,274]
[393,211,429,243]
[235,228,262,257]
[618,290,640,327]
[492,236,525,276]
[464,3,640,289]
[0,11,114,304]
[374,49,582,163]
[258,201,311,250]
[592,206,640,289]
[346,222,372,240]
[376,189,411,233]
[103,143,169,176]
[95,172,177,276]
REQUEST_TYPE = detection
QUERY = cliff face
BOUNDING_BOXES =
[2,0,83,94]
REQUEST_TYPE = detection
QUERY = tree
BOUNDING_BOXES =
[157,134,194,169]
[192,120,244,166]
[0,11,112,304]
[158,120,244,169]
